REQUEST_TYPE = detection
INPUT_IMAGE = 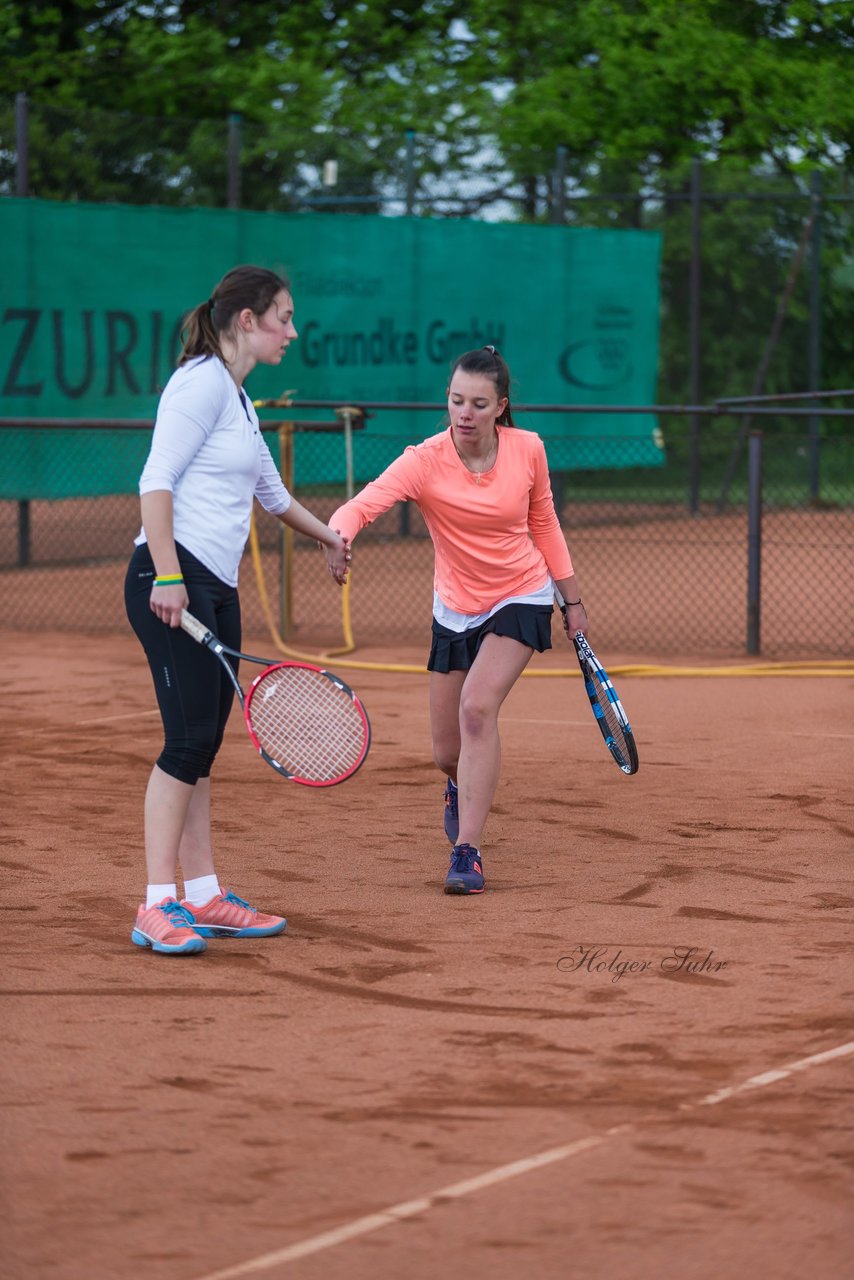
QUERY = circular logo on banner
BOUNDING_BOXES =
[558,338,633,390]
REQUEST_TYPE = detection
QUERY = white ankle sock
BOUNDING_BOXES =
[146,883,177,908]
[183,874,222,907]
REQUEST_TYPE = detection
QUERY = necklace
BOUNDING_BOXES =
[453,432,498,484]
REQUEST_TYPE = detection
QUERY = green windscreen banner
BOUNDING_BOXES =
[1,198,662,498]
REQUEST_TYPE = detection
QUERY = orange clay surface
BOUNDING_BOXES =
[1,627,853,1280]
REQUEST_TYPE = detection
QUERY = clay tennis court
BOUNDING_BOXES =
[2,616,852,1280]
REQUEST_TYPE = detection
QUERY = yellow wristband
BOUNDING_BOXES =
[153,574,184,586]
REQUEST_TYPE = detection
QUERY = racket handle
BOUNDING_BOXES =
[180,609,212,645]
[557,602,583,639]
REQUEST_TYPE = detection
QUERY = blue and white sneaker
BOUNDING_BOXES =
[444,843,485,895]
[443,778,459,845]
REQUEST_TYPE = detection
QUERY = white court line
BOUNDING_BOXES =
[77,709,161,726]
[791,732,854,740]
[688,1039,854,1107]
[504,717,590,727]
[191,1039,854,1280]
[6,709,160,737]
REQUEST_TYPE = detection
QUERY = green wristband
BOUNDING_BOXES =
[153,574,184,586]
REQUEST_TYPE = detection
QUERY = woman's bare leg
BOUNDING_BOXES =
[429,668,466,781]
[450,634,534,849]
[143,766,215,885]
[177,776,217,880]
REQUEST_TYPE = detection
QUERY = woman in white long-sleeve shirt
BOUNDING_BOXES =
[124,264,350,957]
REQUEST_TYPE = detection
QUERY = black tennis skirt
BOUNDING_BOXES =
[427,601,554,673]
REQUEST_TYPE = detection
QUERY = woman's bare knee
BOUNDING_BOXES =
[459,694,497,742]
[434,751,459,776]
[432,739,460,775]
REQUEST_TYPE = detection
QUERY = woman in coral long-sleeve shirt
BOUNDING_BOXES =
[330,347,588,895]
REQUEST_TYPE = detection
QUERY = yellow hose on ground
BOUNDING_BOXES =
[314,574,355,657]
[249,512,356,661]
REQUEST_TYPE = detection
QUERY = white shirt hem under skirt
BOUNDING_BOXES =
[433,578,555,633]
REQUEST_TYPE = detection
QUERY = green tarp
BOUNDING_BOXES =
[1,199,662,498]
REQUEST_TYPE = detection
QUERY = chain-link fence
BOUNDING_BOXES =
[2,417,851,659]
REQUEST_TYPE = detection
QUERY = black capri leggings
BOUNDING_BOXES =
[125,542,241,785]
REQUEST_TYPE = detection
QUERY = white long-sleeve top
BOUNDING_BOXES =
[134,355,291,586]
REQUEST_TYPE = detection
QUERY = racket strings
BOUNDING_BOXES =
[248,667,366,782]
[586,668,634,763]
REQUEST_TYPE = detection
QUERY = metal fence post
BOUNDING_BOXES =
[808,169,823,502]
[227,112,242,209]
[689,156,702,513]
[746,430,763,656]
[334,407,358,499]
[551,146,567,226]
[404,130,416,216]
[15,92,29,196]
[17,499,31,566]
[15,93,30,568]
[279,423,294,637]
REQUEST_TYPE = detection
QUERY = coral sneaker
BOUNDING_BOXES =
[182,889,287,939]
[444,844,485,895]
[131,898,207,955]
[443,777,460,845]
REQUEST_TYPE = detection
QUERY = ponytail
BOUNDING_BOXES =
[179,299,223,365]
[178,265,291,366]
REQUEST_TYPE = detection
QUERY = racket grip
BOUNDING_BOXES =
[557,603,581,638]
[180,609,212,645]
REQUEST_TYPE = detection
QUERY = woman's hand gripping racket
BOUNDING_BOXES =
[559,604,639,776]
[180,610,371,786]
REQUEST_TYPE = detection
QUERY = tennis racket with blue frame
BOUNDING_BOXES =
[559,609,639,775]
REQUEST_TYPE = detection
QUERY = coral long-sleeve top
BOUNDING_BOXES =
[330,426,573,615]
